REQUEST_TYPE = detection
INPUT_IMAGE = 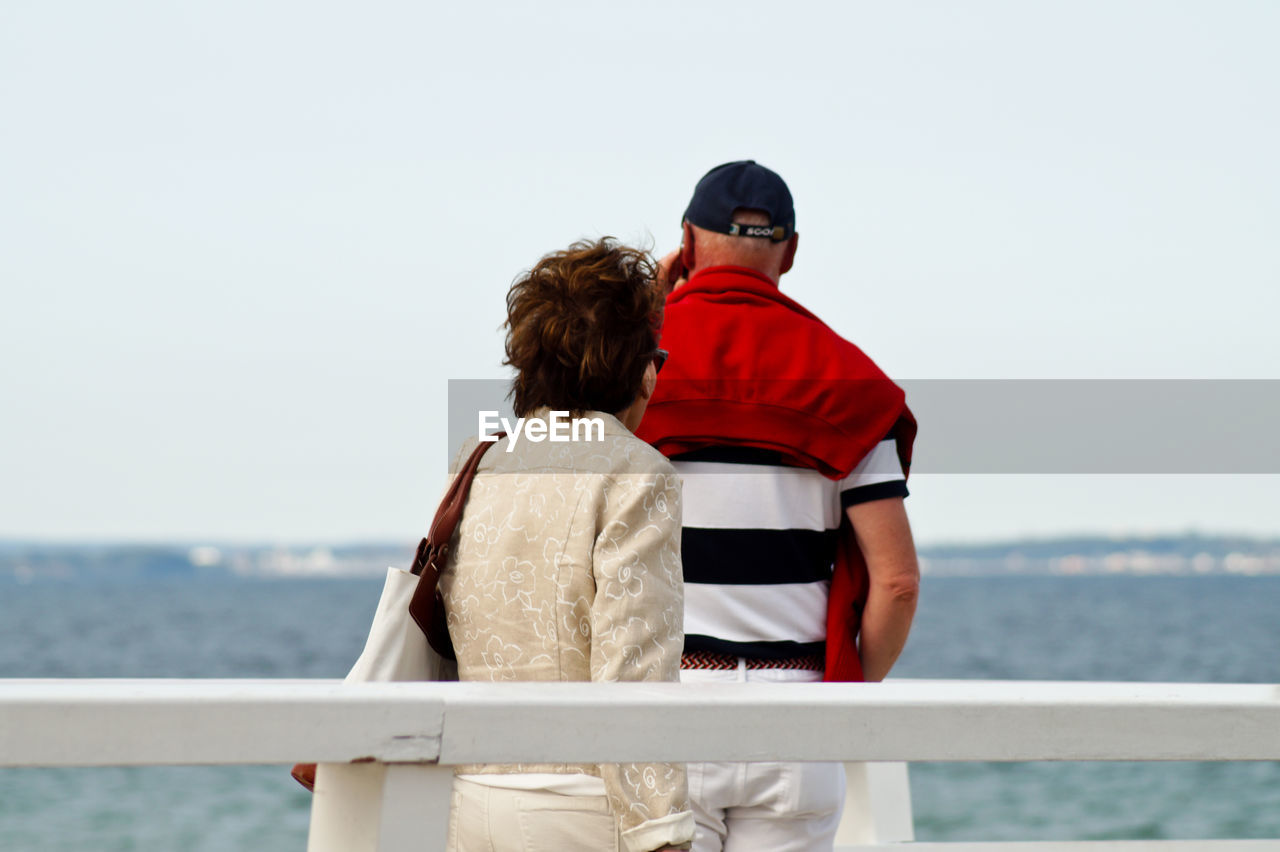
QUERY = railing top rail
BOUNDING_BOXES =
[2,678,1278,768]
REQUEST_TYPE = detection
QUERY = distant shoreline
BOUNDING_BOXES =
[2,532,1280,580]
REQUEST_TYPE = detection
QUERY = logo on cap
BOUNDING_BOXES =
[728,224,787,241]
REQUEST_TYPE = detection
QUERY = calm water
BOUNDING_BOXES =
[2,575,1279,849]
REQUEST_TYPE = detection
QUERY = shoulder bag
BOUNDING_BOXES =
[291,436,502,791]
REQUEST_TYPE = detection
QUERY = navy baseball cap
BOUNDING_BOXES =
[682,160,795,242]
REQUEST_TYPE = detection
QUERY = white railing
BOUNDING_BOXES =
[2,680,1279,851]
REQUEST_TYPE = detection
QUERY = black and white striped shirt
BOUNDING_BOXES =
[673,438,908,660]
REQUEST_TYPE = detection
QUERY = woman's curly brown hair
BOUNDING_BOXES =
[505,238,662,418]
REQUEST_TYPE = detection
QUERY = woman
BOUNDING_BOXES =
[440,238,693,852]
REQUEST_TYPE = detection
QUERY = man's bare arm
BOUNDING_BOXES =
[846,497,920,682]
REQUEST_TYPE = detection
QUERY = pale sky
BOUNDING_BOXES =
[2,1,1278,545]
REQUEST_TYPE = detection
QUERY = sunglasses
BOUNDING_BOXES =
[652,348,669,374]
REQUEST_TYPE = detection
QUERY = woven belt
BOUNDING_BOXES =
[681,650,825,671]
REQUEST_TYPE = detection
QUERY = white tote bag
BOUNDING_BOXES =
[344,565,457,683]
[306,440,504,850]
[307,566,457,852]
[295,439,502,793]
[293,563,459,791]
[344,436,505,684]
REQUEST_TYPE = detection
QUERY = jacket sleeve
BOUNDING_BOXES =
[590,467,695,852]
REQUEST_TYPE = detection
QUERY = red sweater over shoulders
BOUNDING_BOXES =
[636,265,916,682]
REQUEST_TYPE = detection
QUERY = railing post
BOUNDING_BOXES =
[308,762,454,852]
[835,762,915,846]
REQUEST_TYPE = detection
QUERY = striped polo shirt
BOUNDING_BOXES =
[672,437,908,661]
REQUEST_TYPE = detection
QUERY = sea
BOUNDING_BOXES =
[2,574,1279,850]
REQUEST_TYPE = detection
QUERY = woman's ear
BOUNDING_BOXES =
[640,363,657,400]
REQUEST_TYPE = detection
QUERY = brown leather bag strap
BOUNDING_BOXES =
[411,435,505,576]
[408,435,505,658]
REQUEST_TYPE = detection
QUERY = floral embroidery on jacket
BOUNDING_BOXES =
[437,411,691,841]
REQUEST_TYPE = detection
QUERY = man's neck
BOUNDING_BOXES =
[678,264,780,290]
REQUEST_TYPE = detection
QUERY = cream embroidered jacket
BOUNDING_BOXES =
[438,410,693,852]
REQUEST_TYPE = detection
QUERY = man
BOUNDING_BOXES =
[635,160,920,852]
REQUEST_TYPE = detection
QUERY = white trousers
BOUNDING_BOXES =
[447,777,620,852]
[680,666,844,852]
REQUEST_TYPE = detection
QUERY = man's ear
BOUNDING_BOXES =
[681,222,696,271]
[779,232,799,275]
